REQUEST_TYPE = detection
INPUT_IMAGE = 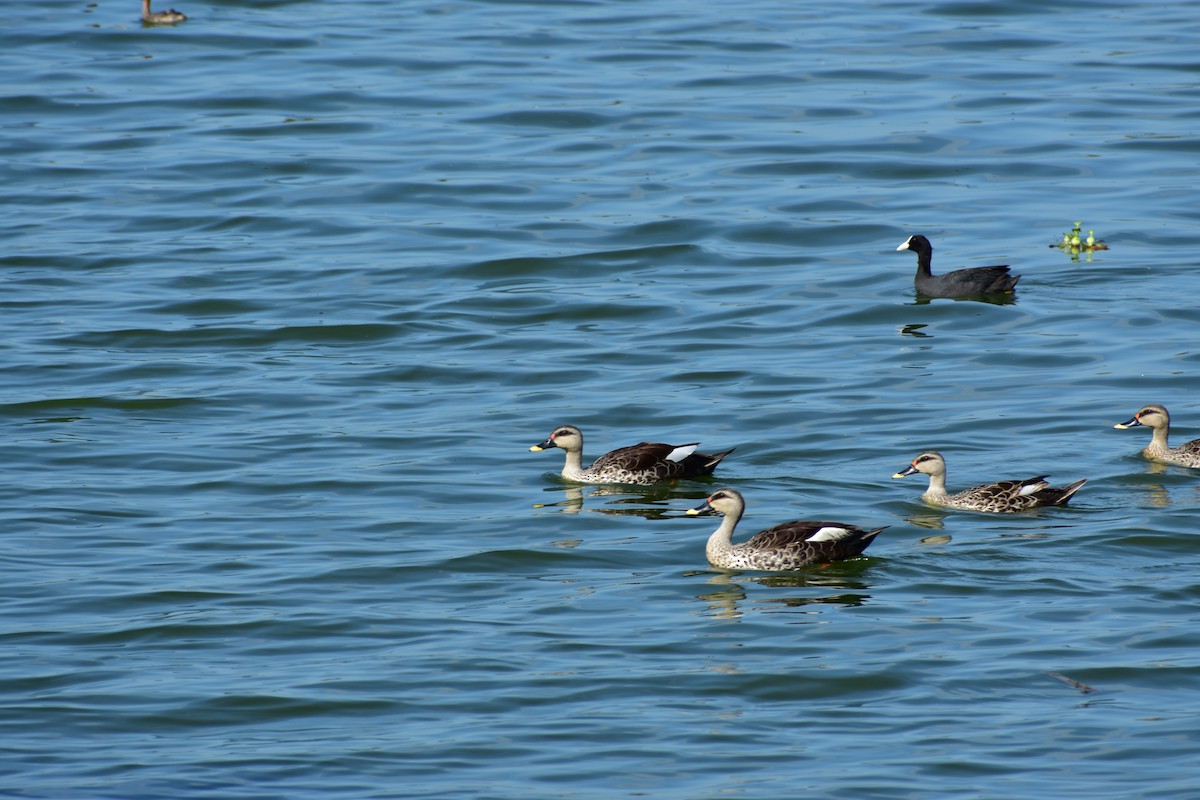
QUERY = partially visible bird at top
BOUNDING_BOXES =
[142,0,187,24]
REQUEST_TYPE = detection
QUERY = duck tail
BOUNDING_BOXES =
[851,526,889,557]
[1053,478,1088,506]
[702,447,736,471]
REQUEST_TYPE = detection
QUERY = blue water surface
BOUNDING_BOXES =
[2,0,1200,798]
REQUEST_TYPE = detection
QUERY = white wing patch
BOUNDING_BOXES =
[1017,481,1048,496]
[806,526,852,542]
[665,444,699,463]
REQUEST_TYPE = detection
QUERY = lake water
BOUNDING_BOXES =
[3,0,1200,797]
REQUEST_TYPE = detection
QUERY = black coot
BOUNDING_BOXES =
[897,234,1020,298]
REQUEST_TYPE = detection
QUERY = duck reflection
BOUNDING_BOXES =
[1127,463,1180,508]
[690,568,875,620]
[1142,478,1172,508]
[903,511,948,530]
[1104,461,1198,508]
[533,483,681,518]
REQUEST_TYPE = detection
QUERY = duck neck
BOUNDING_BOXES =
[142,0,152,18]
[1147,424,1171,456]
[559,447,585,480]
[923,471,949,501]
[705,510,742,566]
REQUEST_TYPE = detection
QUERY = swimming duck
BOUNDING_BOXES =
[530,424,734,485]
[1114,404,1200,468]
[892,451,1086,512]
[896,235,1020,298]
[142,0,187,24]
[686,488,887,571]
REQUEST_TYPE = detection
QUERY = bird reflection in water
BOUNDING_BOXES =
[533,483,681,518]
[900,323,931,338]
[903,511,947,531]
[1125,463,1181,508]
[691,568,875,620]
[910,292,1018,307]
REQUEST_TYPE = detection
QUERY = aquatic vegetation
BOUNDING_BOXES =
[1051,220,1108,261]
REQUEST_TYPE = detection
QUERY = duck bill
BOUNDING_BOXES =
[1113,416,1142,430]
[529,437,555,452]
[686,499,715,516]
[892,464,919,478]
[896,240,911,252]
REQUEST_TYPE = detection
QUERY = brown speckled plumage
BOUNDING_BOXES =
[530,424,734,485]
[686,488,886,571]
[892,451,1086,513]
[1114,404,1200,468]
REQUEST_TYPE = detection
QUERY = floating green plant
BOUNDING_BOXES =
[1050,220,1108,261]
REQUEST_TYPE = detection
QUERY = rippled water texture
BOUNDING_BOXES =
[3,0,1200,797]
